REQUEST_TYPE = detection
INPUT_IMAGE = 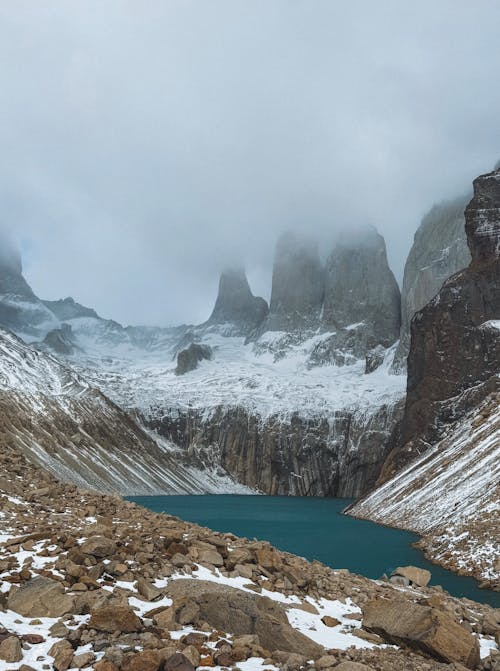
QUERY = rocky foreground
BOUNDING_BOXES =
[0,449,499,671]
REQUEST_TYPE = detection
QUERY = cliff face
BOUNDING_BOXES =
[0,234,58,338]
[207,268,268,335]
[265,231,324,332]
[146,400,404,498]
[323,227,401,347]
[384,168,500,477]
[392,196,471,372]
[257,227,401,369]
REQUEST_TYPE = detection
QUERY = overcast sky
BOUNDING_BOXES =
[1,1,499,326]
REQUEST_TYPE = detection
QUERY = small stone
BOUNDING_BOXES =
[122,650,162,671]
[321,615,341,627]
[72,651,96,668]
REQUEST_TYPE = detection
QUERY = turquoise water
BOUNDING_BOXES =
[128,495,500,607]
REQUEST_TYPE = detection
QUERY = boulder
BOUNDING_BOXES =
[0,636,22,663]
[163,653,195,671]
[334,663,374,671]
[7,577,75,618]
[362,598,480,669]
[175,343,212,375]
[391,566,431,588]
[165,579,323,658]
[48,640,74,671]
[136,578,162,602]
[88,606,143,633]
[80,535,116,558]
[122,650,163,671]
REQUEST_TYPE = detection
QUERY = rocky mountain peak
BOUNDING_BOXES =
[322,225,401,345]
[207,268,268,334]
[266,231,323,330]
[465,167,500,265]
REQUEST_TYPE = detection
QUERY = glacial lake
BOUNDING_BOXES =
[128,495,500,607]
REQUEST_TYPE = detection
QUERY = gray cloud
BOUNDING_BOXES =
[0,0,499,325]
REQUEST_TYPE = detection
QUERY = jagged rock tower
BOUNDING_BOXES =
[207,268,268,335]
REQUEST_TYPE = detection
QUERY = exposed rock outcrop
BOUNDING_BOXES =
[0,231,58,338]
[392,195,471,372]
[322,226,401,349]
[393,168,500,465]
[42,323,78,355]
[256,227,401,367]
[146,400,404,498]
[264,231,324,332]
[207,269,268,334]
[175,343,212,375]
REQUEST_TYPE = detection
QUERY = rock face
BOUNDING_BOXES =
[0,232,57,338]
[392,195,471,372]
[391,168,500,466]
[257,227,401,366]
[207,269,268,334]
[147,400,404,498]
[322,227,401,348]
[175,343,212,375]
[265,231,324,332]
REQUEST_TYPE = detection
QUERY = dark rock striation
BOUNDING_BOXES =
[146,400,404,498]
[207,269,268,335]
[392,196,471,372]
[383,168,500,477]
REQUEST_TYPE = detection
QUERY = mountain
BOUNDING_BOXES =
[349,167,500,586]
[255,226,401,371]
[392,195,472,372]
[0,233,58,339]
[205,268,268,335]
[0,327,247,494]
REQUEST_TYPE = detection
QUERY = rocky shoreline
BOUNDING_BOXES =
[1,448,499,671]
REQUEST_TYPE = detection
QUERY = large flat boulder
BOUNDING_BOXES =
[165,579,323,658]
[362,598,480,669]
[391,566,431,588]
[7,577,75,618]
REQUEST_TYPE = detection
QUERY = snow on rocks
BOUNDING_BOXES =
[1,455,498,671]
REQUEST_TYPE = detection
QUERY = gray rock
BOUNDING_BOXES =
[266,230,324,332]
[322,226,401,349]
[207,268,268,334]
[392,195,471,372]
[175,343,212,375]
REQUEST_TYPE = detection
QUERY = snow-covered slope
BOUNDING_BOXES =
[349,385,500,584]
[0,328,249,495]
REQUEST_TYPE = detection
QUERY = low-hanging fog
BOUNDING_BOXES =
[0,1,499,326]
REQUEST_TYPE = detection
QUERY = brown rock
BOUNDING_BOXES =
[122,650,162,671]
[72,651,95,668]
[181,645,201,667]
[334,663,374,671]
[164,652,196,671]
[136,578,162,602]
[321,616,341,627]
[391,566,431,588]
[7,577,75,618]
[80,536,116,558]
[48,640,74,671]
[94,662,119,671]
[362,598,480,669]
[88,606,143,633]
[0,636,22,663]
